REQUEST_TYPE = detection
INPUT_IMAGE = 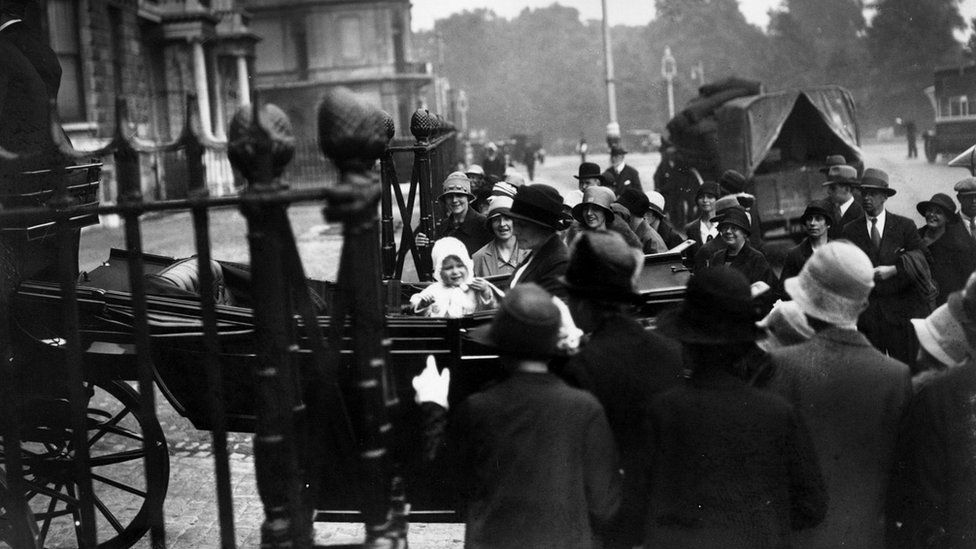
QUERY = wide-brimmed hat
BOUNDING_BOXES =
[696,181,722,200]
[574,162,605,182]
[713,194,742,214]
[465,164,485,177]
[656,266,759,344]
[756,300,814,352]
[508,183,566,231]
[953,177,976,196]
[917,193,957,217]
[617,187,651,217]
[610,145,628,156]
[718,170,748,194]
[822,164,859,186]
[801,199,835,226]
[470,283,561,358]
[572,186,616,224]
[712,206,751,236]
[437,172,475,201]
[646,191,666,218]
[859,168,896,196]
[912,298,972,368]
[818,154,848,174]
[563,231,643,303]
[784,241,874,326]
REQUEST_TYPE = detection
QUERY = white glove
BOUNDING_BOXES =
[412,355,451,409]
[551,297,583,354]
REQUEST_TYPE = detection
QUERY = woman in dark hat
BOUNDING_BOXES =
[917,192,976,305]
[507,184,572,298]
[683,181,721,260]
[780,199,834,282]
[559,231,683,548]
[644,267,827,548]
[704,207,779,312]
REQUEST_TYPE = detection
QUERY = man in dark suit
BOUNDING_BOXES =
[507,184,570,299]
[823,164,864,240]
[841,168,929,367]
[602,145,641,196]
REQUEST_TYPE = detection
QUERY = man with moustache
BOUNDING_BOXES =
[841,168,929,367]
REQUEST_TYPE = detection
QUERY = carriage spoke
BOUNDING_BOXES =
[91,492,125,534]
[88,405,135,447]
[92,472,147,498]
[90,448,147,467]
[37,484,60,543]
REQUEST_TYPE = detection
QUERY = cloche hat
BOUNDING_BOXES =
[571,186,616,225]
[656,266,759,344]
[437,172,476,201]
[508,184,567,231]
[784,240,875,326]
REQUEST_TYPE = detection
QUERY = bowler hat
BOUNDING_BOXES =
[656,266,759,344]
[718,170,748,194]
[859,168,896,196]
[917,193,957,217]
[508,184,566,231]
[572,186,616,224]
[610,145,628,156]
[953,177,976,196]
[801,199,835,226]
[784,241,874,326]
[712,207,752,236]
[818,154,848,174]
[822,164,859,186]
[563,231,643,303]
[437,172,476,201]
[471,283,562,358]
[696,181,722,200]
[574,162,605,182]
[617,187,651,217]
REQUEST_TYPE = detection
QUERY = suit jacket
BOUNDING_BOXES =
[770,327,912,549]
[512,232,569,299]
[841,211,929,320]
[602,164,642,196]
[827,199,864,240]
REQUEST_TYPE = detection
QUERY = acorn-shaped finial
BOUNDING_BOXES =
[317,87,389,172]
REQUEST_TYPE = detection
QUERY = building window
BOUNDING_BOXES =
[339,16,362,61]
[253,17,298,73]
[47,0,85,122]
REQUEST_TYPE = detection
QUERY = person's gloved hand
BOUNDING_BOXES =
[551,297,583,354]
[412,355,450,409]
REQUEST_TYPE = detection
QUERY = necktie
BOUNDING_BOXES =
[870,217,881,250]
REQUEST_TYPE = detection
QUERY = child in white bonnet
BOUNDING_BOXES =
[410,237,497,317]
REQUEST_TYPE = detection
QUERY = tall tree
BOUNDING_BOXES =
[866,0,964,126]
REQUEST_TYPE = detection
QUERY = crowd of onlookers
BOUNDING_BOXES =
[406,148,976,548]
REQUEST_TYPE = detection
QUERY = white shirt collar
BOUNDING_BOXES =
[865,209,886,239]
[0,19,22,33]
[839,195,854,217]
[613,161,626,173]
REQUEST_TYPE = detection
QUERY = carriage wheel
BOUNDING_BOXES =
[0,472,40,549]
[0,380,169,549]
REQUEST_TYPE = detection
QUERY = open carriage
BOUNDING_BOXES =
[0,94,691,549]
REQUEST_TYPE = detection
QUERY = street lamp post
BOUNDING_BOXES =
[601,0,619,147]
[661,46,677,120]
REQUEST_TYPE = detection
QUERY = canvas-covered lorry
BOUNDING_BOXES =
[656,82,862,238]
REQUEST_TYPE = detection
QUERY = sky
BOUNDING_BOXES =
[411,0,976,34]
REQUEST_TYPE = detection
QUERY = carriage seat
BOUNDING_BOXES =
[145,257,235,306]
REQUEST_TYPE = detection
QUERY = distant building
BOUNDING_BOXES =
[244,0,435,143]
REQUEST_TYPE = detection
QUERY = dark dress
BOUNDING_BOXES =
[456,372,621,549]
[643,368,827,548]
[706,243,780,311]
[919,220,976,306]
[560,314,684,546]
[780,238,815,283]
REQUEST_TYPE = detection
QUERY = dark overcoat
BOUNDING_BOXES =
[770,327,912,549]
[602,163,642,196]
[643,368,827,549]
[434,208,492,257]
[780,238,815,283]
[512,232,569,299]
[919,220,976,306]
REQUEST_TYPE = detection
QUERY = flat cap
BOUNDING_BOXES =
[954,177,976,195]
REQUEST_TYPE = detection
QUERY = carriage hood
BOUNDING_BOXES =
[716,86,862,178]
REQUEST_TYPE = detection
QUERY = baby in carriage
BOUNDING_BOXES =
[410,237,497,317]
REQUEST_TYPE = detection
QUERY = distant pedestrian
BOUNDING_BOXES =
[412,283,622,548]
[770,241,912,549]
[780,199,833,283]
[645,267,827,548]
[565,161,605,208]
[905,120,917,159]
[559,231,683,548]
[481,142,506,180]
[841,168,930,368]
[577,136,588,163]
[917,193,976,305]
[887,275,976,547]
[602,145,642,196]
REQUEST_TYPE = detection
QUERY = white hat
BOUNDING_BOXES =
[431,237,473,286]
[645,191,666,217]
[911,304,970,368]
[784,241,874,326]
[465,164,485,176]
